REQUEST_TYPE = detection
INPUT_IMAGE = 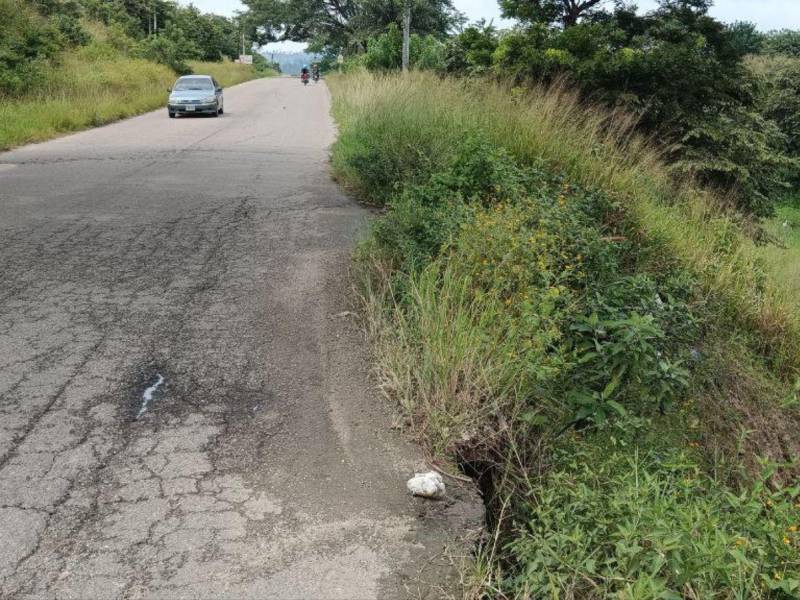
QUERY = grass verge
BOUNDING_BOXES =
[330,71,800,598]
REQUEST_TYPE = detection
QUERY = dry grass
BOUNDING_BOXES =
[356,255,520,455]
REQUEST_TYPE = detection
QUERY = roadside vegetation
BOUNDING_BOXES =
[0,0,274,150]
[330,67,800,599]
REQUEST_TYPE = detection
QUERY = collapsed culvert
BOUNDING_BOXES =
[453,436,507,535]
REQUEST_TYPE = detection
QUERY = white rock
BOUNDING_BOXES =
[406,471,446,499]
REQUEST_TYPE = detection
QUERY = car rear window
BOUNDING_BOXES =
[173,78,213,91]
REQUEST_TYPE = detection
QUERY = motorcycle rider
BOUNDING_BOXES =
[300,64,310,84]
[311,63,320,82]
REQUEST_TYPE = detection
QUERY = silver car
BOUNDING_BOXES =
[167,75,224,118]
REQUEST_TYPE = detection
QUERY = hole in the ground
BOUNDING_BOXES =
[456,450,498,531]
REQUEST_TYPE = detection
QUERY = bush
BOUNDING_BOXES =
[764,30,800,57]
[0,0,63,95]
[728,21,765,56]
[506,436,800,599]
[136,33,193,74]
[752,55,800,182]
[443,22,498,74]
[51,13,89,46]
[669,106,794,216]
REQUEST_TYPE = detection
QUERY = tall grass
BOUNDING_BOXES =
[359,258,521,455]
[0,41,264,151]
[330,71,800,375]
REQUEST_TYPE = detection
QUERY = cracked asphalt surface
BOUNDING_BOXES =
[0,77,481,599]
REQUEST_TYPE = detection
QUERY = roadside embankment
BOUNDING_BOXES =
[329,71,800,598]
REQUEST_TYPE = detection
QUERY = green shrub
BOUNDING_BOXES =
[136,28,196,74]
[506,437,800,599]
[361,124,703,430]
[668,106,794,216]
[51,13,89,46]
[0,0,63,95]
[728,21,765,56]
[363,23,445,71]
[764,30,800,58]
[752,55,800,182]
[443,22,498,75]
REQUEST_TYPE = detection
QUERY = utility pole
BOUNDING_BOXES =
[401,1,410,73]
[152,2,157,36]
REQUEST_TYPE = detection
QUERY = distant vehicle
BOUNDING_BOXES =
[301,72,309,85]
[167,75,224,118]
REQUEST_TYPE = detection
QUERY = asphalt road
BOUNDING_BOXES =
[0,77,480,599]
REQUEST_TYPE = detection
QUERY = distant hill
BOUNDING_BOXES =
[259,51,321,75]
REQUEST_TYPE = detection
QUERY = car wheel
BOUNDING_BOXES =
[168,111,176,118]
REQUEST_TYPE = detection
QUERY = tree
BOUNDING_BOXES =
[727,21,763,56]
[242,0,462,54]
[499,0,610,28]
[443,21,498,74]
[763,30,800,57]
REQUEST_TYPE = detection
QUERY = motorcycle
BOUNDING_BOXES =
[312,72,320,83]
[301,72,310,85]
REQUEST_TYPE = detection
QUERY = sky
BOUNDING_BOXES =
[182,0,800,52]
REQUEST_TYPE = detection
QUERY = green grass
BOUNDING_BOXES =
[758,199,800,301]
[0,32,268,151]
[329,71,800,599]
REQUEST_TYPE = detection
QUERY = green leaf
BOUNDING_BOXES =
[605,400,627,417]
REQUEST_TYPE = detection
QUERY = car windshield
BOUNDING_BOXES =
[173,78,213,91]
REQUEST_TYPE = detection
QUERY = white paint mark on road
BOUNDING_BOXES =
[136,374,164,419]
